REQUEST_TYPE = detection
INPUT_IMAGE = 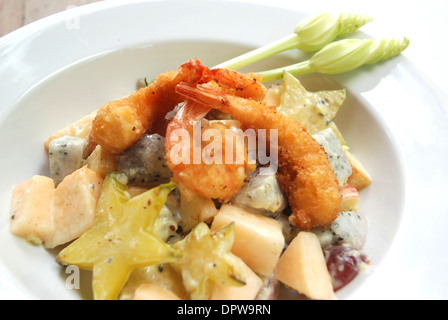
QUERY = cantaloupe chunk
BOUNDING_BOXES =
[10,176,54,244]
[133,283,182,300]
[345,150,372,190]
[44,166,103,249]
[10,167,103,248]
[211,204,285,277]
[85,144,117,178]
[44,111,97,152]
[211,254,263,300]
[275,232,335,300]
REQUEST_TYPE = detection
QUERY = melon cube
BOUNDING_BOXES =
[211,204,284,277]
[275,232,335,300]
[9,176,54,244]
[133,283,182,300]
[44,166,103,249]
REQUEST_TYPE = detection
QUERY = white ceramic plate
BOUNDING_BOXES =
[1,0,447,300]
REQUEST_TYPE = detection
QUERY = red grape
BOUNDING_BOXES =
[324,245,369,291]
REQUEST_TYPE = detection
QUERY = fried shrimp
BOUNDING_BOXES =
[175,82,342,230]
[165,67,263,202]
[165,101,251,202]
[89,59,208,155]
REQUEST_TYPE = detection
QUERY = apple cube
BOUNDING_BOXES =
[340,184,359,211]
[345,150,372,190]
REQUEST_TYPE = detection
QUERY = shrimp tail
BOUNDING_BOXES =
[176,83,228,110]
[202,69,266,100]
[165,100,212,154]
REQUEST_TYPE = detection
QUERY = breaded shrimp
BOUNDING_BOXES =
[165,68,263,202]
[90,59,208,155]
[175,83,341,230]
[165,101,251,202]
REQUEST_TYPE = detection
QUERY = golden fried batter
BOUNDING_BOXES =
[90,59,208,155]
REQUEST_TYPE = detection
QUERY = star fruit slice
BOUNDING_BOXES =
[172,222,246,300]
[278,71,347,146]
[56,172,179,300]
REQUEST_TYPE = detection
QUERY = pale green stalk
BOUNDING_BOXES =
[214,13,373,70]
[293,13,374,52]
[258,37,410,82]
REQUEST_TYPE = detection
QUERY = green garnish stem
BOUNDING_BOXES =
[214,34,300,70]
[258,37,410,82]
[214,13,373,70]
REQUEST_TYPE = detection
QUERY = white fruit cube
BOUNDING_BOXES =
[48,135,87,185]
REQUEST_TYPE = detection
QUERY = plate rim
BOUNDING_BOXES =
[1,0,448,300]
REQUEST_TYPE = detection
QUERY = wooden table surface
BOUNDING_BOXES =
[0,0,103,37]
